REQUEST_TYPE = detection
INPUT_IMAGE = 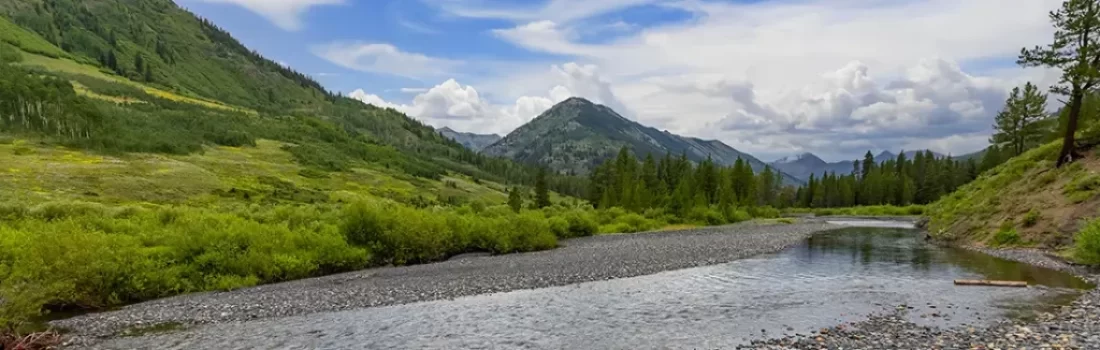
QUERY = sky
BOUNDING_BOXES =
[178,0,1065,162]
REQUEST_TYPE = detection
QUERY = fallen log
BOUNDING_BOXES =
[953,279,1028,287]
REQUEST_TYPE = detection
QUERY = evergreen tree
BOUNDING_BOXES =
[508,187,523,213]
[1019,0,1100,167]
[992,82,1048,156]
[535,168,551,208]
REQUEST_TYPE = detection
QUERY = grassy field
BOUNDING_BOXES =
[14,51,251,114]
[0,16,72,60]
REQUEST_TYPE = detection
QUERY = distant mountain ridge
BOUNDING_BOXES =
[482,97,803,185]
[437,127,501,152]
[771,150,949,182]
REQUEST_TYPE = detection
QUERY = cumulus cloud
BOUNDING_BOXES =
[348,63,628,135]
[456,0,1066,160]
[312,42,462,80]
[191,0,343,31]
[704,59,1028,159]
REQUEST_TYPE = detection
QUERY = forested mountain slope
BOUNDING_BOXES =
[0,1,587,197]
[438,127,501,152]
[483,97,802,185]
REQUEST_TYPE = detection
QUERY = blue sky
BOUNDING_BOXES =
[179,0,1064,162]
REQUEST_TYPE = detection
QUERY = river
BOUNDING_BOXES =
[89,221,1091,349]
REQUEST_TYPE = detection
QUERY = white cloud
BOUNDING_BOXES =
[312,43,462,80]
[191,0,343,31]
[453,0,1066,161]
[400,88,429,94]
[348,63,625,135]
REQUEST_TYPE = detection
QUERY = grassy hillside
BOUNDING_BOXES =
[926,141,1100,255]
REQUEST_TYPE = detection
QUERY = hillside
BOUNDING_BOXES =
[926,141,1100,251]
[0,2,586,198]
[483,97,802,184]
[0,0,326,112]
[438,127,501,152]
[0,1,608,331]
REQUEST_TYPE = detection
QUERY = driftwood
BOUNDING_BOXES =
[953,279,1028,288]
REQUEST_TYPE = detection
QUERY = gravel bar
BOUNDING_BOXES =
[744,247,1100,349]
[55,220,840,339]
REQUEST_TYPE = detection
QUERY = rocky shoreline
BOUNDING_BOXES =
[743,247,1100,349]
[56,220,841,343]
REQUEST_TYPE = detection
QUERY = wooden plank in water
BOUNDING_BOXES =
[953,279,1028,287]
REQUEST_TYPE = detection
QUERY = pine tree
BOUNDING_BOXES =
[535,168,551,208]
[1019,0,1100,166]
[508,187,523,213]
[992,82,1048,156]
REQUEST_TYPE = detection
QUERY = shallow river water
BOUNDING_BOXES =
[96,222,1092,350]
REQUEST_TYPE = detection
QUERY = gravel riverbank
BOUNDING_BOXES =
[55,220,839,341]
[744,248,1100,349]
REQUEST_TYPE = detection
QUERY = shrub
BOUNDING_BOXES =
[993,221,1020,246]
[725,208,752,223]
[560,210,598,238]
[548,216,570,238]
[749,206,781,219]
[1075,218,1100,264]
[688,206,726,226]
[1023,209,1040,227]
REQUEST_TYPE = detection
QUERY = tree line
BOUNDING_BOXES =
[798,151,978,208]
[587,148,793,214]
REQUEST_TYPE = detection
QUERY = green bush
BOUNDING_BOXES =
[0,203,371,328]
[688,206,726,226]
[749,206,781,219]
[560,210,598,238]
[993,221,1020,246]
[725,208,752,223]
[1075,218,1100,264]
[1023,209,1040,227]
[548,216,570,238]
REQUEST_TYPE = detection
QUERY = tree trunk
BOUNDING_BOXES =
[1058,89,1086,167]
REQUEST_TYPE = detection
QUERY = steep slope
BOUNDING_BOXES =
[0,0,326,112]
[484,97,802,184]
[437,127,501,152]
[0,1,585,197]
[926,142,1100,250]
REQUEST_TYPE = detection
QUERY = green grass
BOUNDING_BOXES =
[15,51,250,113]
[925,141,1062,241]
[0,16,72,60]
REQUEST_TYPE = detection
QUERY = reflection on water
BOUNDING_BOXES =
[99,227,1093,350]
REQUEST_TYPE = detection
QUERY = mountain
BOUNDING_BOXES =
[483,97,803,185]
[437,127,501,152]
[0,0,587,198]
[772,149,952,182]
[770,153,855,181]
